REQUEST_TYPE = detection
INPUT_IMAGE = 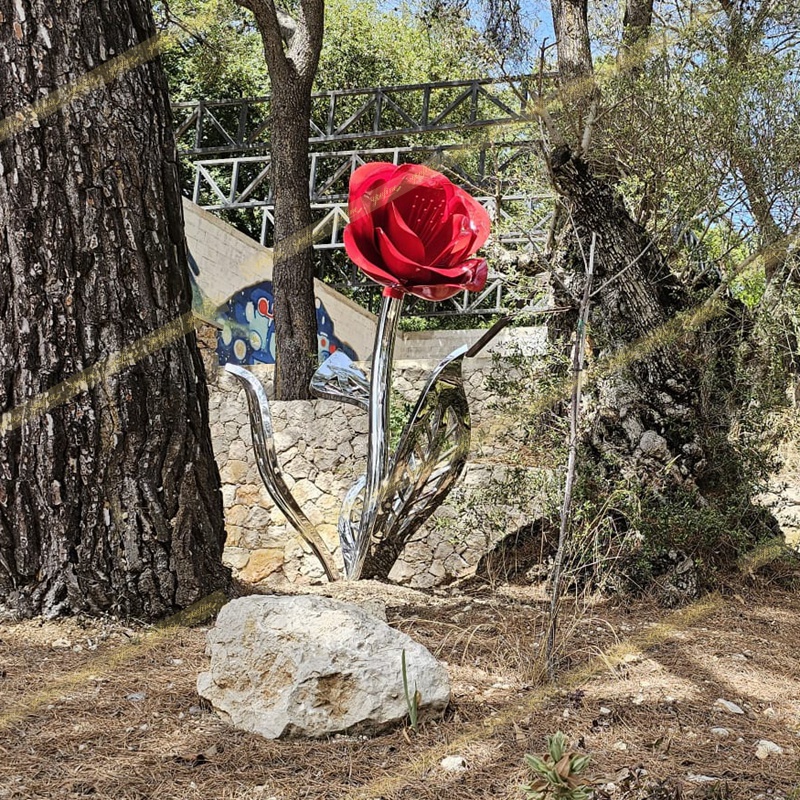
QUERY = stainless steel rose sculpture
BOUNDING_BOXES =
[226,163,492,581]
[344,163,490,301]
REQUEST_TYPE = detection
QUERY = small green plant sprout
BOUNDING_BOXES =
[522,732,591,800]
[401,649,420,734]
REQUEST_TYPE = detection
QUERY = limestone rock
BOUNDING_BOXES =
[440,755,467,772]
[238,548,284,583]
[197,595,450,739]
[755,740,784,759]
[714,698,744,715]
[223,547,251,571]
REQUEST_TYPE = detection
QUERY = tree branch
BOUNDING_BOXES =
[234,0,289,77]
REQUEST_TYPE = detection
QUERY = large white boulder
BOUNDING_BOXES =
[197,595,450,739]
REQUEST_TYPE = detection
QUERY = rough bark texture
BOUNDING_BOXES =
[550,0,596,137]
[270,82,320,400]
[545,0,738,500]
[236,0,323,400]
[619,0,654,77]
[621,0,655,49]
[547,147,709,489]
[0,0,230,618]
[550,0,593,84]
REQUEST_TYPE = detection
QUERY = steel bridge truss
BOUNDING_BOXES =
[177,74,558,316]
[173,74,552,157]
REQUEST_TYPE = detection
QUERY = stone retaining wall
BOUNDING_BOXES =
[758,427,800,551]
[207,360,550,588]
[205,354,800,589]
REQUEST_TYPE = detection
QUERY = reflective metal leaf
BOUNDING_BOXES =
[342,345,471,580]
[309,351,369,409]
[224,364,339,581]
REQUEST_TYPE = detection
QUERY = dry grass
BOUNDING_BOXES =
[1,582,799,800]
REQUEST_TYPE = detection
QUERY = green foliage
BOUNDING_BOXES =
[398,313,499,331]
[388,389,414,451]
[155,0,267,101]
[522,733,591,800]
[589,2,800,271]
[483,343,571,468]
[318,0,482,92]
[729,263,766,309]
[157,0,488,103]
[599,480,777,593]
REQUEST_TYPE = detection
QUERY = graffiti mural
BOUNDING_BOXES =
[215,280,358,366]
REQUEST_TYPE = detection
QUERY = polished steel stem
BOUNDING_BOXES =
[349,293,404,579]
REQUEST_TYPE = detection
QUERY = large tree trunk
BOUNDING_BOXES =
[539,0,779,590]
[550,0,596,138]
[0,0,230,618]
[547,147,715,493]
[545,0,714,495]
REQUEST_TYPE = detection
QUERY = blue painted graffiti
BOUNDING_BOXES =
[215,280,358,366]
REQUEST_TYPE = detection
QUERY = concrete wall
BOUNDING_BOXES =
[182,198,551,365]
[397,325,548,362]
[183,199,377,360]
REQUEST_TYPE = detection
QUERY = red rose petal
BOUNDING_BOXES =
[426,214,472,265]
[393,185,448,245]
[375,228,427,282]
[407,283,465,301]
[343,213,382,266]
[385,203,426,263]
[348,163,395,225]
[344,225,400,287]
[450,190,491,251]
[393,163,453,190]
[349,163,397,203]
[462,258,488,292]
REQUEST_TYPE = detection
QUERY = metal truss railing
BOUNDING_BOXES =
[191,140,543,205]
[233,193,552,249]
[173,74,553,156]
[190,145,553,246]
[190,145,554,316]
[179,78,557,317]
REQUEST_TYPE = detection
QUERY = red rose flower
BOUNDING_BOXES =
[343,163,491,301]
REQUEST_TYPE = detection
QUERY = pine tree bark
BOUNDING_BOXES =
[546,146,715,493]
[0,0,230,618]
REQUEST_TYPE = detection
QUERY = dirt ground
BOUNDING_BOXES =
[1,575,799,800]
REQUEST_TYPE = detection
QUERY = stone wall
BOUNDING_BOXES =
[206,352,800,589]
[758,426,800,551]
[208,360,550,589]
